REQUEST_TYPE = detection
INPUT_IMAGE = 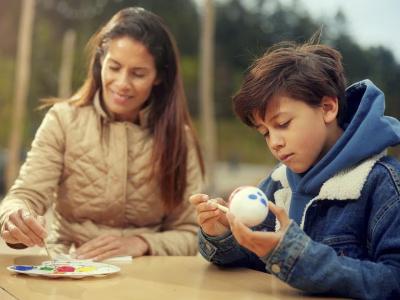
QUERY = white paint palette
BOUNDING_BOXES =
[7,260,120,279]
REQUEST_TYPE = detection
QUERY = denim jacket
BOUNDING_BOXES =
[199,154,400,299]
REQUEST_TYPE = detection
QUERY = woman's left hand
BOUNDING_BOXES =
[74,235,149,261]
[226,202,291,257]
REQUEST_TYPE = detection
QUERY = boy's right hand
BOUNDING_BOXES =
[1,209,47,247]
[189,194,229,237]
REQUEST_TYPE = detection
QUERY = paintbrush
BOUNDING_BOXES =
[23,200,53,261]
[207,199,229,213]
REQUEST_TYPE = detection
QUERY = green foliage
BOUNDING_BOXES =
[213,0,400,122]
[216,118,277,165]
[181,55,199,115]
[193,116,277,164]
[0,55,15,148]
[0,0,399,164]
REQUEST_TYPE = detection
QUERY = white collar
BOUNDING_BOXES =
[271,151,386,201]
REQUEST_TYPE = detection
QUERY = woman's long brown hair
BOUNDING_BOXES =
[47,7,204,211]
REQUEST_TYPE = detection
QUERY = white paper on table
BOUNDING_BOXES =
[54,254,133,264]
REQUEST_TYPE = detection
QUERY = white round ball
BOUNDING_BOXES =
[229,186,269,227]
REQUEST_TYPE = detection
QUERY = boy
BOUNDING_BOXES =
[190,42,400,299]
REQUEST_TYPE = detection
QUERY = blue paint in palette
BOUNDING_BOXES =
[13,265,34,271]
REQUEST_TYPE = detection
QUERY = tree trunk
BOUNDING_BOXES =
[6,0,36,188]
[199,0,217,193]
[58,29,76,98]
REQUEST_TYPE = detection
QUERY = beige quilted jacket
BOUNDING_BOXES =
[0,95,203,256]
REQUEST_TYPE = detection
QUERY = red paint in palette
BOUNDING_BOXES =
[56,265,75,273]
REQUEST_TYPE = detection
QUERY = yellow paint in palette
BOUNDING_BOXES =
[76,266,97,272]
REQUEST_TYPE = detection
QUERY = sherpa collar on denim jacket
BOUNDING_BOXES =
[270,151,386,230]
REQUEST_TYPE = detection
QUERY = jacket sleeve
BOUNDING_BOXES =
[260,165,400,300]
[260,217,400,299]
[0,104,66,243]
[198,175,277,272]
[137,131,204,256]
[198,213,276,272]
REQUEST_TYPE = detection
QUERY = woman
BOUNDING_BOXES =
[0,7,204,260]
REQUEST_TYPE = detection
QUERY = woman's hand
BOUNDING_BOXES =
[1,209,47,247]
[226,202,291,257]
[74,235,149,261]
[189,194,230,237]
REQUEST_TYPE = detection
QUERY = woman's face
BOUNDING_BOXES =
[101,36,160,122]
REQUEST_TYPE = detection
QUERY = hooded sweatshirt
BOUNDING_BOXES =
[288,79,400,225]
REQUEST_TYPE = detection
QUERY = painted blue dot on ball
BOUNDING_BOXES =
[13,265,34,271]
[248,194,258,200]
[260,198,267,207]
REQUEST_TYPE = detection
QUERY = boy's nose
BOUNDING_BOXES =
[269,134,285,150]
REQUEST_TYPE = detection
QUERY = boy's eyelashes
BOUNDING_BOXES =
[277,120,291,128]
[258,120,291,137]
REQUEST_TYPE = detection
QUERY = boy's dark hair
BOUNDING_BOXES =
[233,42,347,128]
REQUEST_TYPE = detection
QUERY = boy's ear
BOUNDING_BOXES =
[321,96,339,124]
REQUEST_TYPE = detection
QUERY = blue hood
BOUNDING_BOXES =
[287,79,400,224]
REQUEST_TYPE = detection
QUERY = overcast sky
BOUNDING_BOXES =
[281,0,400,62]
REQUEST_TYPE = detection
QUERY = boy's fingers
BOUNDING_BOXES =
[198,210,221,225]
[197,200,223,214]
[228,214,254,244]
[213,197,228,207]
[189,194,209,205]
[226,212,240,232]
[268,202,290,228]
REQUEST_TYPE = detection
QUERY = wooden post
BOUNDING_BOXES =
[199,0,217,193]
[58,29,76,98]
[6,0,36,188]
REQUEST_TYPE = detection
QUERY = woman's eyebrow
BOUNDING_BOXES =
[108,58,121,65]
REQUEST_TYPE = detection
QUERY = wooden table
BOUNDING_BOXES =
[0,254,343,300]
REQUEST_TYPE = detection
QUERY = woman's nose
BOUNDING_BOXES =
[115,72,130,90]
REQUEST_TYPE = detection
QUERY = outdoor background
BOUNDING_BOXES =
[0,0,399,198]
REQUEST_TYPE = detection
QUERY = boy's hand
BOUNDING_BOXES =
[1,209,47,247]
[226,202,291,257]
[189,194,229,237]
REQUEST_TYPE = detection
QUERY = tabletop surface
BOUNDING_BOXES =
[0,254,343,300]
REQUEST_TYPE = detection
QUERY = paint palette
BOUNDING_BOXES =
[7,260,120,279]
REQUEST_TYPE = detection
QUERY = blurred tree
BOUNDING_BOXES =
[6,0,35,188]
[199,0,217,192]
[58,29,76,98]
[214,0,322,118]
[0,0,398,164]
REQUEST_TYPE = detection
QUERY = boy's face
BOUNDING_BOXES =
[253,95,340,173]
